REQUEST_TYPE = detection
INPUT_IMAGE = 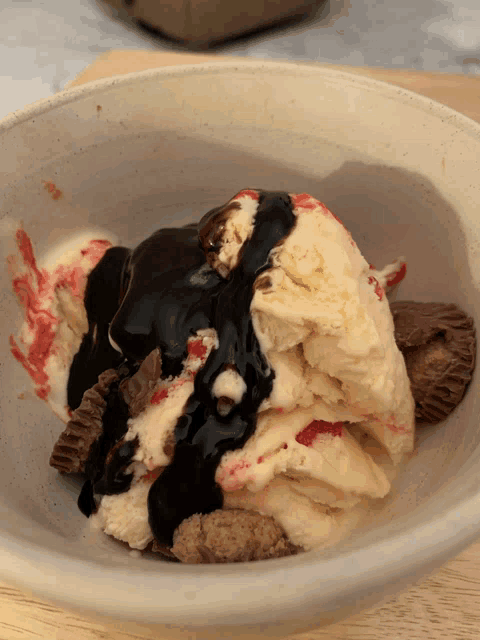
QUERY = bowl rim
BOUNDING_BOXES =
[2,57,480,137]
[2,59,480,627]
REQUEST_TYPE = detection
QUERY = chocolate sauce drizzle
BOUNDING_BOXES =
[109,226,221,374]
[67,246,131,411]
[69,191,296,544]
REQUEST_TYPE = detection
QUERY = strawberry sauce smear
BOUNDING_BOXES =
[9,229,112,401]
[81,239,112,264]
[141,467,163,483]
[291,194,356,247]
[43,181,63,200]
[365,413,409,435]
[386,261,407,287]
[187,338,207,360]
[151,388,169,405]
[10,330,53,400]
[150,336,212,405]
[216,459,253,492]
[291,193,320,211]
[368,275,385,301]
[295,420,344,446]
[383,420,409,434]
[235,189,260,201]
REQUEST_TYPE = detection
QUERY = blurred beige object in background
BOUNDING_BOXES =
[101,0,323,47]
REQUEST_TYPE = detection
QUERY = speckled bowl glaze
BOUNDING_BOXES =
[0,60,479,639]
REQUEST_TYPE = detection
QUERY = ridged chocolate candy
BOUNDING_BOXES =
[391,301,476,424]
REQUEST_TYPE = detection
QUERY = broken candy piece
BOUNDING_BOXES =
[51,348,162,475]
[49,368,119,474]
[119,348,162,418]
[171,508,300,563]
[391,301,476,424]
[151,540,180,561]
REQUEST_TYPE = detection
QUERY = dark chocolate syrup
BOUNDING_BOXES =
[109,226,222,374]
[69,191,296,544]
[67,246,131,411]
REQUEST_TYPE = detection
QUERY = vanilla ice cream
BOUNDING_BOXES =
[10,189,416,557]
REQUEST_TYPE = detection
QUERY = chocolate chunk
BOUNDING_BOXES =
[50,368,119,474]
[170,509,300,564]
[198,200,242,278]
[151,540,180,562]
[119,348,162,418]
[391,301,476,424]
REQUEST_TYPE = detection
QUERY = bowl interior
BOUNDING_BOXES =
[1,62,480,627]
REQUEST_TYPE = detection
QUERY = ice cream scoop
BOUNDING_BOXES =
[15,189,469,559]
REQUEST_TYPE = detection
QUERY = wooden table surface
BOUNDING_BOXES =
[4,51,480,640]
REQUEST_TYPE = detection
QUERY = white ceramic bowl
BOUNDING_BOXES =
[1,60,480,639]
